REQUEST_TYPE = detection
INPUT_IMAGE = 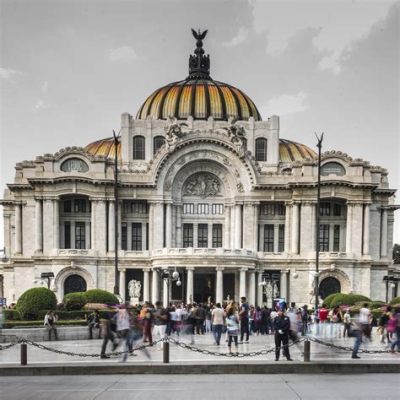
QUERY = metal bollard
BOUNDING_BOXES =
[303,339,310,362]
[20,343,27,365]
[163,340,169,363]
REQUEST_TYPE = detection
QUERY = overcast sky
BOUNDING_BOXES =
[1,0,399,246]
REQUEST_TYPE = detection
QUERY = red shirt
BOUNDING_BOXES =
[319,308,329,322]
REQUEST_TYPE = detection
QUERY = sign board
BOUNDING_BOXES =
[0,298,6,307]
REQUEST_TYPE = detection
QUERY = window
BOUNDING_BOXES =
[131,201,147,214]
[212,224,223,248]
[255,138,268,161]
[60,158,89,173]
[75,222,86,249]
[133,136,145,160]
[121,223,127,251]
[198,204,209,214]
[212,204,224,214]
[319,224,330,252]
[278,224,285,252]
[333,225,340,252]
[64,222,71,249]
[74,199,87,213]
[63,200,71,213]
[153,136,165,154]
[198,224,208,248]
[263,225,274,252]
[132,223,142,251]
[183,203,194,214]
[321,162,346,176]
[333,203,342,216]
[183,224,193,247]
[320,203,331,216]
[260,203,286,216]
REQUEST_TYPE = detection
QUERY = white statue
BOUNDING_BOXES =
[128,280,141,299]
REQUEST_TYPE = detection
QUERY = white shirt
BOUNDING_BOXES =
[211,308,225,325]
[359,307,370,324]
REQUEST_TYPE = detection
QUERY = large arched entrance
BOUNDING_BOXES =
[64,274,87,295]
[319,277,341,300]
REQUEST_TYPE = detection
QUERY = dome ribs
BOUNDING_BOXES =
[214,81,227,121]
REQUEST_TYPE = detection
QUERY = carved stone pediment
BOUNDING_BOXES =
[164,117,188,149]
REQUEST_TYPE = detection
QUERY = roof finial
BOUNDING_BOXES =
[188,28,210,79]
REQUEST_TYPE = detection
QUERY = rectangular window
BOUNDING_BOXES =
[278,224,285,252]
[319,224,330,252]
[320,203,331,216]
[263,224,274,252]
[183,203,194,214]
[183,224,193,248]
[131,223,142,251]
[198,224,208,248]
[75,222,86,249]
[260,203,285,216]
[131,201,147,214]
[212,224,223,248]
[197,203,209,214]
[333,225,340,252]
[63,200,71,213]
[121,223,127,251]
[74,199,87,213]
[333,203,342,216]
[133,136,145,160]
[64,222,71,248]
[212,204,224,214]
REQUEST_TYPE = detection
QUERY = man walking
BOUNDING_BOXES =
[153,301,169,349]
[239,296,250,343]
[211,303,225,345]
[273,309,293,361]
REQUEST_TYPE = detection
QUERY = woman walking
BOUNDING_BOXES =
[226,307,239,354]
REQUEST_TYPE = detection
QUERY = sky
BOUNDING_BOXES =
[0,0,399,247]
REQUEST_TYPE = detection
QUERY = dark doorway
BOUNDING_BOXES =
[64,274,87,295]
[194,273,215,303]
[223,274,235,302]
[319,277,341,299]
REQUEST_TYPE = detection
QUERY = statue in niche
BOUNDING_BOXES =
[128,280,141,299]
[184,173,220,198]
[164,117,188,148]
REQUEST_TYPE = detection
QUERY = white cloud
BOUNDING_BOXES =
[0,67,21,81]
[109,46,138,62]
[252,0,394,73]
[221,27,249,47]
[34,99,47,111]
[41,81,48,93]
[260,91,309,117]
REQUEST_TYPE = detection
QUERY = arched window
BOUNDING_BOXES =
[64,274,87,295]
[60,158,89,172]
[153,136,165,155]
[319,277,341,299]
[255,138,268,161]
[132,136,145,160]
[321,162,346,176]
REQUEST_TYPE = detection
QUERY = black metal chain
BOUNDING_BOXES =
[0,342,19,351]
[307,336,391,354]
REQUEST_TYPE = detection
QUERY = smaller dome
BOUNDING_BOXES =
[85,137,316,162]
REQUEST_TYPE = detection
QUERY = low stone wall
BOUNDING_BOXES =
[0,326,99,342]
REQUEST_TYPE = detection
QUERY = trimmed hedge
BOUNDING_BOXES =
[16,288,57,320]
[64,292,86,311]
[83,289,119,305]
[330,293,370,308]
[390,296,400,306]
[4,319,86,329]
[323,293,340,308]
[3,309,21,321]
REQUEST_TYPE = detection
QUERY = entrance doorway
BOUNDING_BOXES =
[319,277,341,299]
[193,273,215,303]
[64,274,87,295]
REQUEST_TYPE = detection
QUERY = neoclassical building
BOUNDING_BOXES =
[1,31,398,307]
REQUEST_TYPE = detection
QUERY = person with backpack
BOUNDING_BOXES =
[100,312,118,359]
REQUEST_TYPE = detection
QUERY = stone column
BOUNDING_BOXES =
[143,268,150,302]
[176,205,182,248]
[280,270,288,301]
[381,208,388,258]
[142,223,147,251]
[193,223,198,248]
[151,269,159,304]
[148,203,153,250]
[186,267,194,304]
[117,201,122,250]
[152,202,164,249]
[284,203,291,253]
[253,204,259,251]
[171,205,176,247]
[224,205,231,248]
[163,278,169,307]
[257,270,263,306]
[108,201,115,252]
[14,203,22,254]
[208,223,213,248]
[119,269,126,303]
[165,203,172,248]
[35,199,43,253]
[346,203,353,255]
[243,203,255,250]
[53,199,59,251]
[42,199,53,254]
[96,200,107,254]
[291,202,299,254]
[234,204,242,249]
[0,275,3,299]
[239,267,247,298]
[248,270,256,306]
[216,267,224,304]
[363,204,370,255]
[91,200,96,250]
[3,214,11,257]
[300,202,313,254]
[351,203,363,257]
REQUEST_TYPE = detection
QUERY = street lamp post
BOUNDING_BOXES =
[113,130,120,296]
[314,133,324,314]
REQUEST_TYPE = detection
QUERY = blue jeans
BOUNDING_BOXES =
[213,324,223,345]
[352,331,362,357]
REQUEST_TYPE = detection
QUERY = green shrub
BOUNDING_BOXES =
[346,294,370,305]
[389,296,400,306]
[64,292,86,311]
[83,289,119,305]
[4,319,86,329]
[323,293,341,308]
[3,309,21,321]
[330,293,370,308]
[16,288,57,320]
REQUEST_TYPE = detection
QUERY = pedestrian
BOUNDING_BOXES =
[128,310,151,359]
[261,306,271,334]
[44,310,58,341]
[194,303,206,335]
[115,304,131,362]
[377,306,391,344]
[253,306,262,335]
[301,305,309,336]
[226,307,239,354]
[205,305,212,334]
[211,303,225,345]
[153,301,169,349]
[87,310,100,339]
[239,296,250,343]
[343,308,351,338]
[273,308,293,361]
[350,320,363,359]
[359,303,372,340]
[100,312,118,359]
[142,302,154,345]
[389,307,400,353]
